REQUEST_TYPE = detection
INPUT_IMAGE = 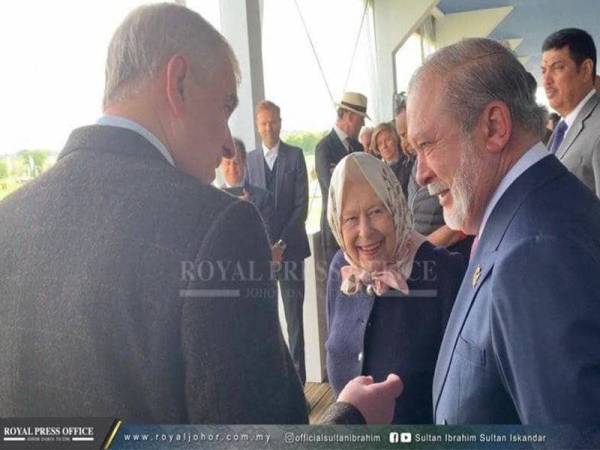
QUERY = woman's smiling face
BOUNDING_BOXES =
[340,179,396,272]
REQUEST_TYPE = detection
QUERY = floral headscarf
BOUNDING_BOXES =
[327,153,426,295]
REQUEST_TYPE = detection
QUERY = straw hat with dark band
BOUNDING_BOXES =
[337,92,370,119]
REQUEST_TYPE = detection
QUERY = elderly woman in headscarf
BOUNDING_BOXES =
[325,152,466,424]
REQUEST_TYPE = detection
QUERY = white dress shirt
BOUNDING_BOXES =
[262,141,280,170]
[333,125,351,152]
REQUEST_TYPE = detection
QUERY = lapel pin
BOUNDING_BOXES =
[472,265,482,287]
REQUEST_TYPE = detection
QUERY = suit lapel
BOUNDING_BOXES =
[329,131,349,161]
[432,251,496,415]
[557,94,599,160]
[250,149,266,190]
[274,143,287,209]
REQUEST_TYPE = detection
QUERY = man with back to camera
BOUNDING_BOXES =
[315,92,367,272]
[245,100,310,386]
[542,28,600,196]
[0,2,402,424]
[407,37,600,424]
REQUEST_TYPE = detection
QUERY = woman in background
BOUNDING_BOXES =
[370,122,413,196]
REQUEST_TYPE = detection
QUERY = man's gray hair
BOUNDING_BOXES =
[103,2,240,108]
[410,38,546,138]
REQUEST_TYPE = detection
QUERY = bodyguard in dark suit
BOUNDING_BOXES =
[246,101,310,384]
[315,92,367,271]
[0,3,403,424]
[542,28,600,196]
[408,38,600,424]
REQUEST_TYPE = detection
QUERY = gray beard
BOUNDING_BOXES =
[443,136,482,231]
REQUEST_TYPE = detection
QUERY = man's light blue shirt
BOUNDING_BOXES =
[96,115,175,166]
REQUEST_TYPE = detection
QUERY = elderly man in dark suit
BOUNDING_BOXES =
[245,100,311,385]
[0,3,403,424]
[542,28,600,196]
[408,38,600,424]
[315,92,367,272]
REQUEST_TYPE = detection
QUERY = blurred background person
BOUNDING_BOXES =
[393,92,414,156]
[542,28,600,196]
[370,122,412,196]
[220,137,273,240]
[246,100,310,385]
[325,153,465,424]
[359,126,376,157]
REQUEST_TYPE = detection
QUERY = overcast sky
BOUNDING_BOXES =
[0,0,371,155]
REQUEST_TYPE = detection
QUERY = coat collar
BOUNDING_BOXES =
[327,129,353,155]
[432,155,568,417]
[58,125,171,165]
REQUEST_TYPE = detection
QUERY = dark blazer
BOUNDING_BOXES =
[223,184,274,242]
[326,243,466,424]
[0,125,308,423]
[315,130,363,265]
[246,142,310,261]
[434,155,600,424]
[552,92,600,196]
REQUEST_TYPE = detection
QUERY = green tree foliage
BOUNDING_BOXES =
[282,130,327,156]
[18,149,49,175]
[0,160,8,179]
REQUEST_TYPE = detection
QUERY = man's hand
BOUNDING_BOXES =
[427,225,467,247]
[271,245,284,264]
[338,374,403,424]
[240,188,251,202]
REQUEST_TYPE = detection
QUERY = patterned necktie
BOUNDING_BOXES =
[548,120,568,154]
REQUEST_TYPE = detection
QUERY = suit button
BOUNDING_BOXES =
[357,352,363,362]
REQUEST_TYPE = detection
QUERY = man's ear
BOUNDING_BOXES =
[581,58,594,83]
[164,54,189,116]
[481,100,511,154]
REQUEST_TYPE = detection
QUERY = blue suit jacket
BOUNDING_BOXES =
[434,154,600,424]
[326,242,465,423]
[246,142,310,261]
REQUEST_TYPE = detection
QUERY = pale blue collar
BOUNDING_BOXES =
[96,115,175,166]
